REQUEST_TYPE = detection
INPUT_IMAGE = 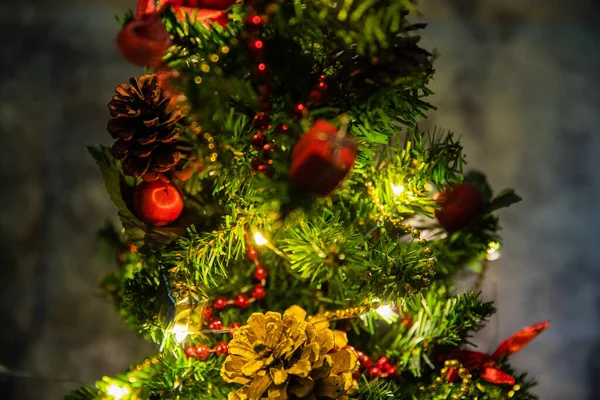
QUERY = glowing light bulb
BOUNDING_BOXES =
[106,383,129,399]
[171,323,189,343]
[391,184,405,196]
[486,241,501,261]
[254,232,268,246]
[376,305,395,319]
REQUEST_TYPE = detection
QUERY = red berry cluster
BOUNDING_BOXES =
[346,346,399,380]
[184,341,229,360]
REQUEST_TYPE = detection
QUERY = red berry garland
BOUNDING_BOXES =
[435,183,483,231]
[133,181,184,226]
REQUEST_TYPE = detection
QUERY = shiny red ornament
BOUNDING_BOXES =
[133,181,183,226]
[254,265,268,280]
[447,320,549,385]
[209,317,223,331]
[195,344,211,360]
[116,13,170,68]
[289,120,357,196]
[435,183,483,231]
[234,294,250,309]
[214,341,229,356]
[252,284,266,299]
[213,296,228,309]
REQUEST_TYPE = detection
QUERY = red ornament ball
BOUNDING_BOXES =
[252,284,266,300]
[195,344,210,360]
[254,265,268,280]
[214,341,229,356]
[213,296,228,309]
[435,183,483,231]
[116,13,170,68]
[234,294,250,309]
[133,181,184,226]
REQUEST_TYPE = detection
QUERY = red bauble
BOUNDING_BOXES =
[289,120,357,196]
[234,294,250,309]
[214,341,229,356]
[133,181,184,226]
[195,344,210,360]
[435,183,483,231]
[116,13,170,68]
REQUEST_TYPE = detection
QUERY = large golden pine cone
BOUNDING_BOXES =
[221,306,359,400]
[107,75,190,181]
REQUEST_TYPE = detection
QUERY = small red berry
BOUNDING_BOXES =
[247,247,258,261]
[252,134,267,150]
[213,296,228,309]
[367,367,382,378]
[252,284,266,299]
[254,63,267,80]
[195,344,210,360]
[133,181,184,226]
[293,103,306,118]
[377,357,391,372]
[204,306,213,319]
[278,124,289,133]
[310,90,322,104]
[209,317,223,331]
[402,316,412,327]
[185,345,196,357]
[214,341,229,356]
[386,365,398,376]
[254,266,268,280]
[234,294,250,309]
[317,81,328,91]
[253,112,270,130]
[353,370,361,379]
[250,158,263,171]
[245,14,263,30]
[249,39,264,56]
[358,353,372,368]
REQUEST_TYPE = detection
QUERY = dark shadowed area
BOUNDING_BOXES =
[0,0,598,399]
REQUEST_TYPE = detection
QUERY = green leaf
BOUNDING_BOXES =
[486,189,522,214]
[87,145,146,244]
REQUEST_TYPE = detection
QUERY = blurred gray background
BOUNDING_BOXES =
[0,0,598,399]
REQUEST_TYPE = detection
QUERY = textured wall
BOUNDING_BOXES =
[0,0,598,399]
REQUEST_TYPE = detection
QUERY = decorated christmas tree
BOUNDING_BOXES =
[68,0,549,399]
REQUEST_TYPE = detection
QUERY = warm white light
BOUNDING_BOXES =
[172,323,189,343]
[106,383,129,399]
[391,184,405,196]
[254,232,268,246]
[486,242,501,261]
[376,305,396,320]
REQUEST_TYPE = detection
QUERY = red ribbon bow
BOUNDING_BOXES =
[447,321,549,385]
[137,0,232,25]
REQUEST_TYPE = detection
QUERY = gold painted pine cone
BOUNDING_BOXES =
[107,74,190,181]
[221,306,358,400]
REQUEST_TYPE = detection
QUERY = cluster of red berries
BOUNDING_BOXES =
[184,341,229,360]
[346,346,399,380]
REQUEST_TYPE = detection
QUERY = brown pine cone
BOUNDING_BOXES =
[107,74,191,181]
